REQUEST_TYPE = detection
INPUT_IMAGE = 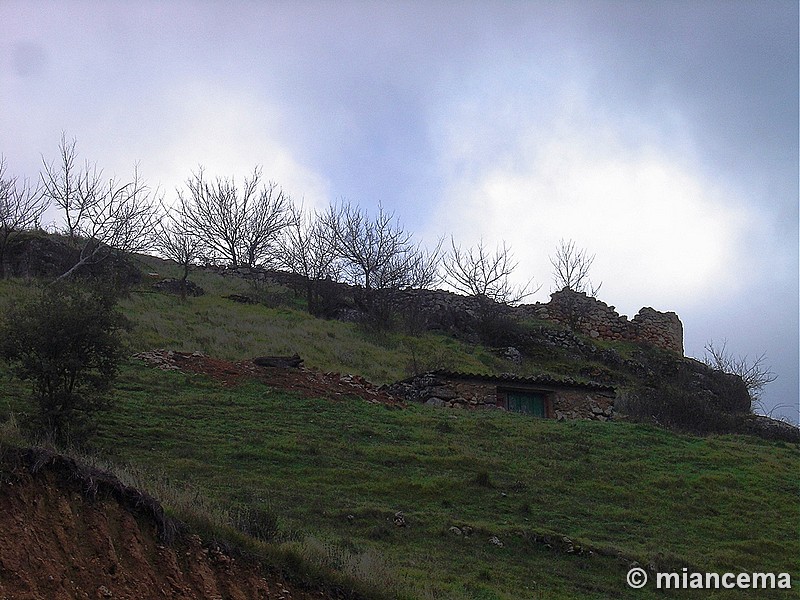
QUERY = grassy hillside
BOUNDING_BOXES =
[0,268,797,598]
[92,364,798,599]
[119,256,525,383]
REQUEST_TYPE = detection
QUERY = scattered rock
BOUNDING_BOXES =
[253,354,304,368]
[133,349,403,406]
[223,294,257,304]
[425,397,447,408]
[152,278,205,297]
[488,536,504,547]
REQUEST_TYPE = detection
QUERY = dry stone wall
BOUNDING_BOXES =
[519,289,683,354]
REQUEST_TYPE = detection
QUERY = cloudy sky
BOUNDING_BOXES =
[2,1,797,422]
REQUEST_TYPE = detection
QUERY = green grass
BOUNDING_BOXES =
[120,289,517,383]
[7,353,793,598]
[39,363,792,598]
[1,268,798,599]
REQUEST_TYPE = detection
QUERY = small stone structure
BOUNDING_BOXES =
[519,289,684,354]
[388,370,616,421]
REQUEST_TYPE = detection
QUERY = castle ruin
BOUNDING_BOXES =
[519,289,684,354]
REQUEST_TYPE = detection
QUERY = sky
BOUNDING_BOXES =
[2,0,797,422]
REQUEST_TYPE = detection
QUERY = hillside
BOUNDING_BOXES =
[0,447,338,600]
[0,258,798,599]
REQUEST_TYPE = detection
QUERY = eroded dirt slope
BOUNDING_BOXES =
[0,449,334,600]
[132,350,402,406]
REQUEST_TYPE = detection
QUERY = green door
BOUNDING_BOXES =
[506,391,546,417]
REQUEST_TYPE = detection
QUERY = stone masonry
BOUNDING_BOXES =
[387,371,616,421]
[519,289,684,354]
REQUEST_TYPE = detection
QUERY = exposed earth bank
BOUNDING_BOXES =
[0,448,336,600]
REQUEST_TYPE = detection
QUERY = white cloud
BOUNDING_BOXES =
[428,104,755,316]
[147,80,331,209]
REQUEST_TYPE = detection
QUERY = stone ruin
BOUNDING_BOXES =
[518,289,684,354]
[391,287,685,355]
[199,265,685,355]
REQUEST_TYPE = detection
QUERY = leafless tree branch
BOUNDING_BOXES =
[179,166,290,267]
[154,200,203,299]
[322,201,434,291]
[40,137,159,282]
[442,237,537,305]
[275,202,342,314]
[550,238,601,295]
[40,133,102,242]
[0,156,50,277]
[703,339,777,406]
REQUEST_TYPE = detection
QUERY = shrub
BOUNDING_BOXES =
[617,384,737,435]
[0,281,129,442]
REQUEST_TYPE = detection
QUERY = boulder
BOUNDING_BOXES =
[253,354,303,368]
[152,278,205,297]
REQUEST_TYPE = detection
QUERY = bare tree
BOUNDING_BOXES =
[276,203,340,314]
[178,167,245,266]
[379,240,443,291]
[322,201,433,291]
[0,157,50,277]
[442,237,536,305]
[40,137,159,282]
[40,134,101,242]
[703,340,777,408]
[179,166,290,268]
[240,177,292,268]
[550,238,601,295]
[154,201,203,300]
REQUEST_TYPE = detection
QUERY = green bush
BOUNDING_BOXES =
[0,282,129,442]
[618,383,738,435]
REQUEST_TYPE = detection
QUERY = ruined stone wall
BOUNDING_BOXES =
[201,266,684,354]
[520,290,683,354]
[632,307,684,355]
[390,287,684,354]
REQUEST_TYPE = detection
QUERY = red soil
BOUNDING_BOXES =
[133,350,403,407]
[0,450,335,600]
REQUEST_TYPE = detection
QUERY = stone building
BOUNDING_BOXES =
[388,370,616,421]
